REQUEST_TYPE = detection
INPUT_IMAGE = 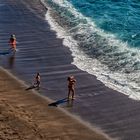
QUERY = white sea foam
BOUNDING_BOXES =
[43,0,140,100]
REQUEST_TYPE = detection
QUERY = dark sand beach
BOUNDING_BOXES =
[0,67,109,140]
[0,0,140,140]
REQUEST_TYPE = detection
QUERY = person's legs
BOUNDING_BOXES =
[68,88,71,99]
[36,81,40,90]
[71,89,75,100]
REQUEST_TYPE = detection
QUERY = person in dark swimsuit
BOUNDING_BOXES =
[67,76,76,100]
[34,73,41,90]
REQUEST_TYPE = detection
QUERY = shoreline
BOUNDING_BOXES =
[0,1,112,139]
[0,67,110,140]
[1,0,140,139]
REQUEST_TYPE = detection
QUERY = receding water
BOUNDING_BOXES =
[42,0,140,100]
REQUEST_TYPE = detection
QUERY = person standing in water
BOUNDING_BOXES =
[9,34,17,51]
[34,73,41,90]
[67,76,76,100]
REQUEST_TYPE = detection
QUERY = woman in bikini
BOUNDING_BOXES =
[67,76,76,100]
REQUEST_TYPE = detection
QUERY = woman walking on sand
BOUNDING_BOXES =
[67,76,76,100]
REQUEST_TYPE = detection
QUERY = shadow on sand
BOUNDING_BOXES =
[48,98,74,107]
[25,85,37,91]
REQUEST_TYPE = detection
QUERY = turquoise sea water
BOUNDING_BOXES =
[43,0,140,100]
[70,0,140,47]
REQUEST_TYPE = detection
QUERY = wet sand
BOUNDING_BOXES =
[0,0,140,140]
[0,67,110,140]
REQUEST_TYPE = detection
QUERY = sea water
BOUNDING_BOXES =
[42,0,140,100]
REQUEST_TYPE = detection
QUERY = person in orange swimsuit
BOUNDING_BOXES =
[9,34,16,51]
[67,76,76,100]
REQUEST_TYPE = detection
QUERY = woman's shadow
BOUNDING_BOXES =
[25,85,38,90]
[48,98,74,107]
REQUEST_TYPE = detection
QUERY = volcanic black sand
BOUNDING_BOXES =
[0,0,140,140]
[0,67,111,140]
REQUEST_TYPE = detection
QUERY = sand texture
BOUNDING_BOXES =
[0,68,109,140]
[1,0,140,140]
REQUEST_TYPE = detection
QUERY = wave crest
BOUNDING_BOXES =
[42,0,140,100]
